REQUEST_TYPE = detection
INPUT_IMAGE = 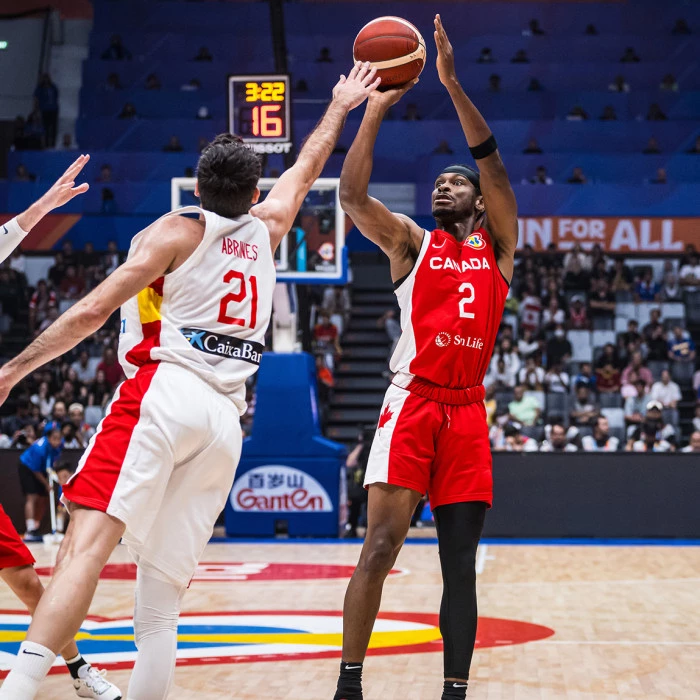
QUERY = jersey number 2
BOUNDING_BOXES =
[218,270,258,328]
[458,282,475,319]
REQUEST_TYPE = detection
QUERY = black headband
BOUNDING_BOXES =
[440,165,481,194]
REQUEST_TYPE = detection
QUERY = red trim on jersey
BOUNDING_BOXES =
[149,276,164,297]
[62,364,159,513]
[0,505,35,569]
[125,319,162,367]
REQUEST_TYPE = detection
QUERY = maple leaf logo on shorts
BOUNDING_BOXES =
[378,403,393,430]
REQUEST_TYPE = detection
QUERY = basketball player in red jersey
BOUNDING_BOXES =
[0,62,380,699]
[333,17,518,700]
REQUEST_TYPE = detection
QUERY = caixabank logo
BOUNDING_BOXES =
[0,610,554,677]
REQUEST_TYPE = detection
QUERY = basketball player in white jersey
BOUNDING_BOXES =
[0,61,380,699]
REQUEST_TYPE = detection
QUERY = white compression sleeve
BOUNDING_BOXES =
[0,217,29,265]
[127,564,186,700]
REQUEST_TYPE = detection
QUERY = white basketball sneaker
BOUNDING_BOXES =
[73,665,122,699]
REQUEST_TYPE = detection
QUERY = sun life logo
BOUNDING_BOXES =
[465,232,485,249]
[435,332,452,348]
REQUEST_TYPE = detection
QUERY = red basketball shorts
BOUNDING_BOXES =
[364,381,493,508]
[0,505,35,569]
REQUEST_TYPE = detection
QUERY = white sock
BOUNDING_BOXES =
[26,519,38,532]
[0,641,56,699]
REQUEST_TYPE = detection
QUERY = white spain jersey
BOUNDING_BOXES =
[118,206,275,414]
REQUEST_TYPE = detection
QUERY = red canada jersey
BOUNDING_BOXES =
[390,228,509,390]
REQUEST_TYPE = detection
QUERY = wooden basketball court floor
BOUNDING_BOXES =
[1,535,699,699]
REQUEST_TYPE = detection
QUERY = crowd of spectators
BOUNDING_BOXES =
[485,243,700,453]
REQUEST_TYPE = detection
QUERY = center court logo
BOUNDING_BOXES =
[435,332,452,347]
[0,611,555,677]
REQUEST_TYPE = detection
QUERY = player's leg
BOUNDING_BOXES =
[433,501,487,699]
[0,507,124,700]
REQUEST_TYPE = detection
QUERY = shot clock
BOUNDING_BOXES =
[228,74,292,154]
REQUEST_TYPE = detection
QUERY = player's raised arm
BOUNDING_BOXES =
[251,62,380,251]
[434,14,518,282]
[339,85,424,281]
[0,216,196,407]
[0,154,90,265]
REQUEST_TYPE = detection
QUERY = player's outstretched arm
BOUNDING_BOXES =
[0,216,195,408]
[339,85,424,281]
[1,154,90,265]
[434,14,518,282]
[252,62,380,252]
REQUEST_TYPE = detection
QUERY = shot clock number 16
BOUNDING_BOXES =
[228,74,292,154]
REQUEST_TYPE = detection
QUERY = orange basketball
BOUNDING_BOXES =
[353,16,426,89]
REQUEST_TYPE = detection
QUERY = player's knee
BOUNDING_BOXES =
[359,534,398,578]
[133,569,185,645]
[443,544,477,587]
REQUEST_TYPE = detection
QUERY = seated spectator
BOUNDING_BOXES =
[145,73,161,90]
[523,138,543,154]
[315,47,333,63]
[57,133,78,151]
[645,314,670,361]
[488,74,501,92]
[624,378,649,426]
[28,279,57,333]
[402,103,421,121]
[97,347,125,388]
[659,74,679,92]
[14,164,36,182]
[314,313,342,369]
[563,243,592,273]
[634,270,661,302]
[68,403,95,446]
[59,265,85,300]
[43,401,67,434]
[679,253,700,290]
[570,385,599,428]
[71,350,97,384]
[649,167,668,184]
[646,103,667,121]
[477,47,495,63]
[566,106,588,121]
[542,298,565,331]
[660,272,681,300]
[596,361,622,394]
[682,431,700,453]
[88,370,112,409]
[573,362,596,392]
[686,136,700,154]
[622,351,654,389]
[511,49,530,63]
[102,34,131,60]
[627,401,675,451]
[546,324,573,368]
[567,296,590,330]
[668,325,696,364]
[609,258,633,292]
[503,423,539,452]
[432,140,454,154]
[485,357,517,390]
[2,398,34,437]
[508,385,541,427]
[30,381,55,419]
[582,416,620,451]
[518,356,545,390]
[527,78,544,92]
[118,102,137,119]
[650,369,682,408]
[523,18,545,36]
[620,47,640,63]
[193,46,213,62]
[526,165,553,185]
[608,75,630,93]
[517,328,540,359]
[540,422,577,452]
[589,278,616,320]
[544,361,570,394]
[642,137,661,154]
[567,167,588,184]
[600,105,617,121]
[96,164,112,183]
[163,135,184,152]
[105,72,122,91]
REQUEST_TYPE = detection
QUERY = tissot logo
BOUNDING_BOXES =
[435,332,452,347]
[181,328,263,365]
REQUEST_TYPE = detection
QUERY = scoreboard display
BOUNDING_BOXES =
[228,74,292,154]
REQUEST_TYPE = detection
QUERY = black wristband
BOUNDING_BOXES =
[469,134,498,160]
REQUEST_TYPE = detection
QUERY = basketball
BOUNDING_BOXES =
[353,16,426,89]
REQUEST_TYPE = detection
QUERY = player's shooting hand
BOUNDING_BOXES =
[333,61,381,111]
[434,14,457,86]
[39,154,91,213]
[367,78,419,111]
